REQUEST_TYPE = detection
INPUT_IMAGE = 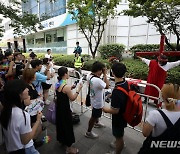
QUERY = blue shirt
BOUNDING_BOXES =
[32,72,47,93]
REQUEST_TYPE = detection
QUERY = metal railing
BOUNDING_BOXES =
[64,70,161,132]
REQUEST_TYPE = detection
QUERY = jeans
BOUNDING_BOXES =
[25,146,39,154]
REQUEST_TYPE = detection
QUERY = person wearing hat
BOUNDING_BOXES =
[138,55,180,107]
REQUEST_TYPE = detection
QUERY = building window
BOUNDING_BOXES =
[27,37,34,44]
[46,34,52,43]
[36,38,45,44]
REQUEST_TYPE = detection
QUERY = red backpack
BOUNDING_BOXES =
[116,86,143,127]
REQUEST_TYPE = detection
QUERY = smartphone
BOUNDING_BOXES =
[72,80,79,88]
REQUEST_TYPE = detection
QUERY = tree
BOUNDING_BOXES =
[67,0,121,58]
[124,0,180,51]
[0,0,42,39]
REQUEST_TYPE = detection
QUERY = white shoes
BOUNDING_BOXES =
[110,141,126,149]
[94,122,105,128]
[85,131,99,139]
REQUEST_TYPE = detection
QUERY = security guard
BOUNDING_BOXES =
[74,53,84,78]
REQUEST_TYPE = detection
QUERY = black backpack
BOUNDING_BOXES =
[139,109,180,154]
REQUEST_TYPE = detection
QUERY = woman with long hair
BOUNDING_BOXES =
[23,68,44,142]
[139,83,180,154]
[55,67,83,154]
[0,79,42,154]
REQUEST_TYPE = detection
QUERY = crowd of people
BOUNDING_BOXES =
[0,48,55,154]
[0,46,179,154]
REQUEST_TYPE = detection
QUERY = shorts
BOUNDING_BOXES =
[112,126,124,138]
[25,145,39,154]
[41,82,52,90]
[92,108,102,118]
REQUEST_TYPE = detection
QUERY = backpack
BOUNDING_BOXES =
[138,109,180,154]
[116,86,143,127]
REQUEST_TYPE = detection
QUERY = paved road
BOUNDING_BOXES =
[0,67,158,154]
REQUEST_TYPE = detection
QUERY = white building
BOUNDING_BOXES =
[0,0,176,54]
[0,0,22,51]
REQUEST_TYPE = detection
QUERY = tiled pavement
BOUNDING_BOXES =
[0,101,145,154]
[0,68,148,154]
[40,101,146,154]
[37,102,145,154]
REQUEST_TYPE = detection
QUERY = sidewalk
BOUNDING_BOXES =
[0,102,145,154]
[0,66,147,154]
[37,103,145,154]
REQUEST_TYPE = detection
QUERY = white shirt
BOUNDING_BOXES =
[88,75,106,109]
[3,107,32,152]
[45,54,51,59]
[40,65,55,84]
[146,109,180,137]
[142,58,180,71]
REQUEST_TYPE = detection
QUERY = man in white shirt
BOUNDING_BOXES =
[85,61,109,139]
[45,49,53,60]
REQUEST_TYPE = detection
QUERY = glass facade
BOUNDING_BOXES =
[22,0,66,21]
[26,28,67,53]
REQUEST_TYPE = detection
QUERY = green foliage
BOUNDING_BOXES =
[122,59,180,84]
[123,59,149,80]
[130,44,180,61]
[167,67,180,85]
[23,53,179,84]
[67,0,121,58]
[23,53,45,59]
[123,0,180,51]
[0,0,42,38]
[53,55,75,68]
[83,58,110,71]
[99,44,125,60]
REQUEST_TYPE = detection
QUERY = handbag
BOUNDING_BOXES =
[45,99,56,125]
[85,76,95,107]
[72,113,80,125]
[85,90,91,107]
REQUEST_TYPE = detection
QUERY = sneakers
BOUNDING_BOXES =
[110,141,126,148]
[94,122,105,128]
[85,131,99,139]
[110,141,116,149]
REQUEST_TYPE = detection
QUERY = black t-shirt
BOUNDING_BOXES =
[111,79,128,128]
[26,84,39,123]
[14,62,25,79]
[27,84,39,99]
